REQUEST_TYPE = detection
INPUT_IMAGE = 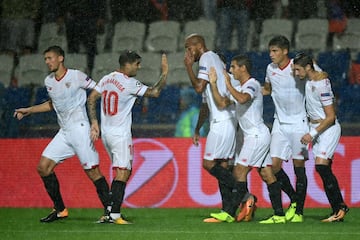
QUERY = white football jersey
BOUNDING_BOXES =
[94,71,148,136]
[265,59,307,123]
[198,51,235,122]
[231,78,268,136]
[45,69,96,129]
[305,78,335,120]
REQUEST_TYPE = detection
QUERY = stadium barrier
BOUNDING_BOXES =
[0,137,359,208]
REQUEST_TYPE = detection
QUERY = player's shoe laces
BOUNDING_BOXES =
[237,194,257,222]
[40,208,68,223]
[210,211,235,223]
[321,205,349,222]
[285,202,297,221]
[259,215,286,224]
[290,214,303,223]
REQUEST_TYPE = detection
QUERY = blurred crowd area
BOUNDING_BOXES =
[0,0,360,138]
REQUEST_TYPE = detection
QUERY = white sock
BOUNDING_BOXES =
[110,213,121,219]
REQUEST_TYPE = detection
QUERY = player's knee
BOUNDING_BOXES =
[202,160,215,171]
[86,167,103,181]
[271,161,282,173]
[260,169,275,184]
[37,156,56,176]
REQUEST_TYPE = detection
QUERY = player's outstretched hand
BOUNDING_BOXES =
[13,107,31,120]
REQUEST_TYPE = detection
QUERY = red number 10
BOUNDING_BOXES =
[102,90,118,116]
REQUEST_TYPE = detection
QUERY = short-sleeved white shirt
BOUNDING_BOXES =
[306,77,340,160]
[45,69,96,129]
[265,59,307,123]
[305,78,334,120]
[231,78,266,136]
[198,51,235,122]
[94,71,148,136]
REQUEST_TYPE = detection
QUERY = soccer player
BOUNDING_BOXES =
[208,55,285,224]
[262,35,310,222]
[293,53,349,222]
[184,34,242,222]
[13,46,111,223]
[87,50,168,224]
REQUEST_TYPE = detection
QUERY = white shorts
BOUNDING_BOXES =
[311,121,341,160]
[204,118,236,161]
[102,133,133,170]
[270,118,309,161]
[42,121,99,170]
[235,130,272,168]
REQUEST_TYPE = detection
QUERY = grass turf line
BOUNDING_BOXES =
[0,208,359,240]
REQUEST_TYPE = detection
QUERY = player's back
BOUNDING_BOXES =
[97,71,147,136]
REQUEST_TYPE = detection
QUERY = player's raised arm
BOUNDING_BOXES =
[143,53,168,98]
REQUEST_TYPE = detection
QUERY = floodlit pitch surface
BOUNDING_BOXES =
[0,208,359,240]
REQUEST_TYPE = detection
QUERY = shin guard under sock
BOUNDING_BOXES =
[110,180,126,213]
[275,168,297,202]
[294,167,307,214]
[94,177,111,209]
[316,164,344,213]
[268,181,284,216]
[42,172,65,211]
[218,180,233,213]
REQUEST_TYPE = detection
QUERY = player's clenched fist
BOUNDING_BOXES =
[13,107,31,120]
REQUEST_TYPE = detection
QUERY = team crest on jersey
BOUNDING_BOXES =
[65,82,71,88]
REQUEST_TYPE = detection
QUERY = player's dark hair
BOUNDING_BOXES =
[268,35,290,51]
[43,45,65,58]
[293,52,314,70]
[119,50,141,67]
[232,54,252,72]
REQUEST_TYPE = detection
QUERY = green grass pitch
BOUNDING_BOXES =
[1,208,359,240]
